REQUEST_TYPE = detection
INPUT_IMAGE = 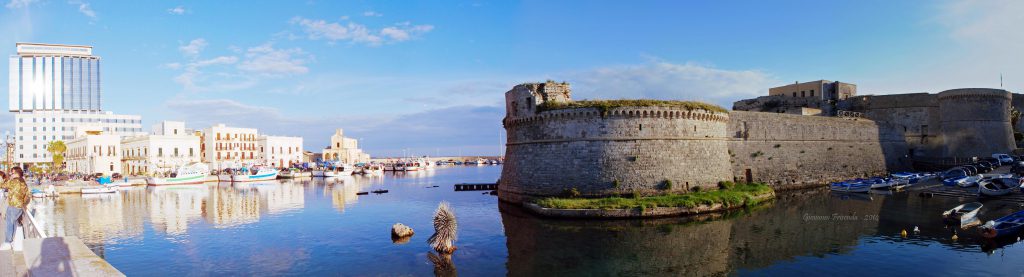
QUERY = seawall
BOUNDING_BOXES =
[727,111,908,190]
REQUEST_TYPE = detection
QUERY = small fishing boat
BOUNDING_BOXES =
[891,172,916,179]
[231,167,280,182]
[979,210,1024,238]
[957,175,983,188]
[314,165,354,177]
[356,191,369,195]
[279,168,312,179]
[148,163,210,186]
[372,189,389,194]
[943,202,983,225]
[943,176,968,186]
[867,178,894,189]
[830,181,871,193]
[364,165,384,175]
[81,185,118,194]
[978,178,1018,197]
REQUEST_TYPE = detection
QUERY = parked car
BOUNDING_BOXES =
[981,157,1002,167]
[992,154,1015,164]
[962,165,978,175]
[1012,162,1024,175]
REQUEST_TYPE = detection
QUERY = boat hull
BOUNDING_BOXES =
[231,172,279,182]
[147,174,208,186]
[82,186,118,194]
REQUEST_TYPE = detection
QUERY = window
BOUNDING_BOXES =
[158,148,163,157]
[801,91,805,97]
[810,90,815,97]
[189,148,194,157]
[920,125,928,136]
[174,148,179,157]
[792,92,796,97]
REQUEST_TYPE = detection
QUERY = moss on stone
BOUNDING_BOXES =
[537,99,728,114]
[533,183,773,210]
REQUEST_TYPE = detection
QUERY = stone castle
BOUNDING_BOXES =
[498,80,1017,203]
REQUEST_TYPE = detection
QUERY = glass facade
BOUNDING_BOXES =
[10,55,101,111]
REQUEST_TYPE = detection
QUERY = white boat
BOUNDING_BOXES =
[81,185,118,194]
[314,166,353,177]
[279,168,312,179]
[384,164,396,171]
[404,161,421,171]
[956,175,983,188]
[147,163,210,186]
[231,167,280,182]
[943,202,983,225]
[979,178,1018,197]
[364,165,384,175]
[868,179,894,189]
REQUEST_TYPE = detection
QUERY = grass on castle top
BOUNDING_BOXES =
[533,183,773,210]
[537,99,728,114]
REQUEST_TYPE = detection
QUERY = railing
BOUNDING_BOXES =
[20,205,47,239]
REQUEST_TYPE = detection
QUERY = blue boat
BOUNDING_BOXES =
[943,176,967,186]
[830,181,872,193]
[980,210,1024,238]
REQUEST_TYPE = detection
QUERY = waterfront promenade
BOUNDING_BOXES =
[0,205,124,276]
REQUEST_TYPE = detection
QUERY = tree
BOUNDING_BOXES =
[47,140,67,173]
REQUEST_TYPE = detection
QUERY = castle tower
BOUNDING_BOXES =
[937,88,1015,158]
[504,81,571,120]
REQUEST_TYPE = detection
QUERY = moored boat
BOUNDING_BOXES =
[979,210,1024,238]
[81,185,118,194]
[147,163,210,186]
[943,202,983,225]
[956,175,983,188]
[231,167,280,182]
[979,178,1018,197]
[830,181,871,193]
[279,168,312,179]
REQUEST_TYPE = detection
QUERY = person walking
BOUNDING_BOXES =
[1,167,29,250]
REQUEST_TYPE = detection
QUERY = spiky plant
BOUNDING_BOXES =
[428,201,458,253]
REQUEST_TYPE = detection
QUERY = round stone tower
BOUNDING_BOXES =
[937,88,1014,158]
[499,82,732,203]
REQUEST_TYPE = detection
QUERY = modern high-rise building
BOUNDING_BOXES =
[9,43,144,166]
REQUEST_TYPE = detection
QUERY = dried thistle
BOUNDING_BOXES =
[427,201,458,253]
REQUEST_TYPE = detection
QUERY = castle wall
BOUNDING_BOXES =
[843,93,945,157]
[727,111,908,190]
[499,107,732,203]
[937,89,1014,158]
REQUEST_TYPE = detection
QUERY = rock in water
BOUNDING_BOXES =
[392,223,415,238]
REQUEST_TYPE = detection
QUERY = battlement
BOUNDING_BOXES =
[503,106,728,128]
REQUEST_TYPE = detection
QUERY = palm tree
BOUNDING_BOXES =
[46,140,67,173]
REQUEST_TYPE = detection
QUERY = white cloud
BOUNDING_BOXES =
[4,0,37,9]
[566,61,779,107]
[163,62,182,69]
[167,6,186,15]
[363,11,382,17]
[76,2,95,18]
[179,38,207,57]
[289,16,433,45]
[237,44,311,76]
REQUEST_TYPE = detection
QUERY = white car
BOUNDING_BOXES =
[992,153,1014,164]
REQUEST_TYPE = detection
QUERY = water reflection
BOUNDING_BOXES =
[27,166,1024,275]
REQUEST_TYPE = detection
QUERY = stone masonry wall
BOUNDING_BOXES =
[499,107,732,203]
[727,111,909,190]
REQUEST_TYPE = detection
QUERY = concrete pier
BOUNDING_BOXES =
[1,208,124,276]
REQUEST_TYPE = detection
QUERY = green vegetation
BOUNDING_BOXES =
[718,181,735,190]
[612,179,621,189]
[45,140,67,174]
[751,151,764,158]
[662,179,673,190]
[534,183,773,210]
[537,99,728,114]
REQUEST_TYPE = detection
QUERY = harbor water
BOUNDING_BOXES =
[30,166,1024,275]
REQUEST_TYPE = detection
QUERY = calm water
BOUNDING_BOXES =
[28,166,1024,276]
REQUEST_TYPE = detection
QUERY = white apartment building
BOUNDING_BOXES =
[9,43,144,165]
[201,124,259,170]
[121,121,201,175]
[66,129,122,176]
[258,135,303,168]
[322,128,369,164]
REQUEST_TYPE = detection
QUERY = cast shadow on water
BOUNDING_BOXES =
[498,188,1024,276]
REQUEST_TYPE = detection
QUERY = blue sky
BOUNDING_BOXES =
[1,0,1021,156]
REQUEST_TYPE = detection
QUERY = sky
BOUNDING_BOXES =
[1,0,1021,157]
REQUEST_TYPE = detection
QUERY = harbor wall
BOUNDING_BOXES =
[726,111,909,190]
[499,106,732,202]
